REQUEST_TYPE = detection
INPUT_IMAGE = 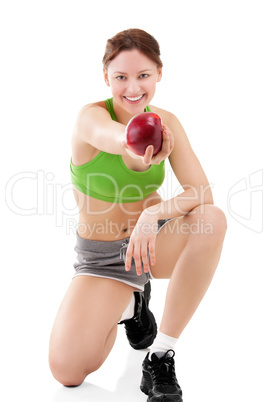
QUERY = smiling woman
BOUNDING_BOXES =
[103,49,162,120]
[49,28,227,401]
[102,29,163,119]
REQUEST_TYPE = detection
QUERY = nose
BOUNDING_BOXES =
[127,78,141,95]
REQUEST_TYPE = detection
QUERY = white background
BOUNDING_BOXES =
[1,0,267,401]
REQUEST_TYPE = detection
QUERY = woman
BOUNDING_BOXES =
[49,29,227,401]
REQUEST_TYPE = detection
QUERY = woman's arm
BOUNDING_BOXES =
[73,103,127,155]
[72,102,174,164]
[145,112,214,219]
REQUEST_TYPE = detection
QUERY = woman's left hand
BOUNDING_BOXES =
[124,212,159,276]
[122,124,174,166]
[143,124,174,166]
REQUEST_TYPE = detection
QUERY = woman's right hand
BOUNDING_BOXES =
[121,124,174,166]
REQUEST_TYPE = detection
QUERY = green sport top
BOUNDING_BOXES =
[70,98,165,203]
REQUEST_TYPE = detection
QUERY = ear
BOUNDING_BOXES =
[103,68,110,86]
[157,68,162,82]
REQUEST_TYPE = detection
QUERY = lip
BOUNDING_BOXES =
[123,94,145,103]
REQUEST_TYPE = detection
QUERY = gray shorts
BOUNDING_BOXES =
[73,220,169,291]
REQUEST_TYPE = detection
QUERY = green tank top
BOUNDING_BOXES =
[70,98,165,203]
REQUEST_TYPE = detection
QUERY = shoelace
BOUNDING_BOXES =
[124,316,144,335]
[151,351,178,386]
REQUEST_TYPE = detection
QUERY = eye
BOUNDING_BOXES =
[116,75,126,80]
[139,74,149,79]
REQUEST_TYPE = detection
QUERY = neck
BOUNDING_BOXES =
[113,99,146,125]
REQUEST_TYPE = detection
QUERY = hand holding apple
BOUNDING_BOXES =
[125,112,163,156]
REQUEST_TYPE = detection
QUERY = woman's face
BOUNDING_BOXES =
[104,49,162,116]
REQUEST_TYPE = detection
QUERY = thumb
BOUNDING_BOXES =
[121,139,127,148]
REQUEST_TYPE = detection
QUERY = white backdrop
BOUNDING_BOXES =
[1,1,267,401]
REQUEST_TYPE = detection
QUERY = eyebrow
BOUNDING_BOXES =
[113,69,153,75]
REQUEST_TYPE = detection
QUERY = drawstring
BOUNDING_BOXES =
[119,238,129,260]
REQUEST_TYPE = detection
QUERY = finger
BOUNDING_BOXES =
[143,145,154,165]
[170,133,174,150]
[151,133,170,164]
[125,243,134,271]
[162,127,170,146]
[133,247,143,276]
[121,139,127,149]
[166,127,174,150]
[148,239,156,266]
[141,243,149,273]
[161,130,172,154]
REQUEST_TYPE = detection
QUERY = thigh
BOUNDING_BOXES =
[151,217,188,279]
[49,276,134,371]
[151,204,226,279]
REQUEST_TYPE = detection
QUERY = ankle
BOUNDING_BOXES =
[149,331,178,360]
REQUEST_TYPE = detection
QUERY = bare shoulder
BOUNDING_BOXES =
[71,101,108,165]
[80,100,107,111]
[73,100,113,140]
[76,100,108,123]
[72,99,126,161]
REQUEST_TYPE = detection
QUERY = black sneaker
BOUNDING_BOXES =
[140,350,183,401]
[119,281,157,350]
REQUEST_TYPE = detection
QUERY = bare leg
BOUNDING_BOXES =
[151,205,227,338]
[49,276,134,386]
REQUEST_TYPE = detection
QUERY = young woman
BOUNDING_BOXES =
[49,29,227,401]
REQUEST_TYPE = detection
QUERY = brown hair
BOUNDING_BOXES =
[102,28,163,70]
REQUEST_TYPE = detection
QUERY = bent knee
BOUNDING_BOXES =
[205,205,227,239]
[190,204,227,244]
[49,350,100,386]
[49,354,85,386]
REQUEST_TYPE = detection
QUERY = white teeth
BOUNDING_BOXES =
[125,95,143,101]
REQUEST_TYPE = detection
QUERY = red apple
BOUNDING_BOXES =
[126,112,163,156]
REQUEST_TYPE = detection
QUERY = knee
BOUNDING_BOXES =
[190,204,227,245]
[205,205,227,241]
[49,353,85,386]
[49,349,100,387]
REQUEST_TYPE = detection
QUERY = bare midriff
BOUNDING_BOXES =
[73,188,163,241]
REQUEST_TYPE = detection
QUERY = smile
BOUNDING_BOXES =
[124,94,144,102]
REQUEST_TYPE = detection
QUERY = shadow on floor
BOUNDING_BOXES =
[53,348,148,402]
